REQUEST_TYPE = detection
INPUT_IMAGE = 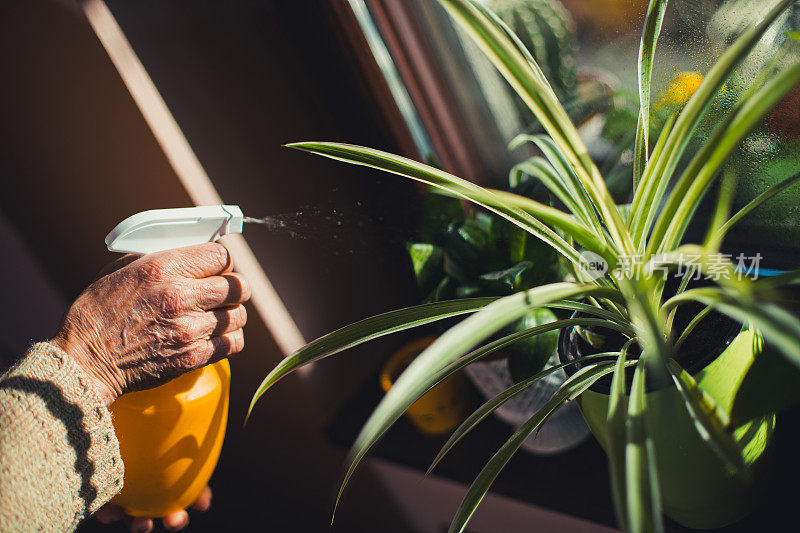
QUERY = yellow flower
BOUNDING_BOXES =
[658,71,704,109]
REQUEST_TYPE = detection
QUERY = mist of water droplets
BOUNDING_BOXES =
[242,204,397,256]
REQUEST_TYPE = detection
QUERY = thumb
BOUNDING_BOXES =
[147,242,233,279]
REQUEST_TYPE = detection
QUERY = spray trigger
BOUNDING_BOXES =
[105,205,245,254]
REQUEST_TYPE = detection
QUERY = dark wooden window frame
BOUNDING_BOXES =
[332,0,488,182]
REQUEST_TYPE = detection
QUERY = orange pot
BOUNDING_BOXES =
[380,337,470,435]
[109,360,230,517]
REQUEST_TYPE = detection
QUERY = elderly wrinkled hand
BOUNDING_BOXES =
[51,242,250,405]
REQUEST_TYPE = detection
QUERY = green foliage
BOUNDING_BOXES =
[633,0,668,189]
[407,185,564,380]
[412,193,562,297]
[406,243,444,295]
[489,0,577,114]
[506,307,559,383]
[251,0,800,531]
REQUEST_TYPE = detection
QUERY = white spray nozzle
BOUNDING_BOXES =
[105,205,244,254]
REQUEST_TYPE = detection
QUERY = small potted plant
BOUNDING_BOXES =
[406,188,591,453]
[248,0,800,531]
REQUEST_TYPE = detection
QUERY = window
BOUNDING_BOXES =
[355,0,800,268]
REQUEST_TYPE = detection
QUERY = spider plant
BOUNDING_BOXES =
[249,0,800,531]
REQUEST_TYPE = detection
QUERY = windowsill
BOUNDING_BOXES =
[325,367,800,532]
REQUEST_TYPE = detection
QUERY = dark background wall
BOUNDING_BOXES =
[0,0,424,530]
[0,0,420,339]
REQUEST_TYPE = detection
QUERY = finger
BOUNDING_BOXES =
[125,516,154,533]
[194,272,251,310]
[94,504,125,524]
[207,329,245,363]
[192,305,248,339]
[157,242,233,279]
[171,329,244,375]
[162,510,189,531]
[192,486,212,512]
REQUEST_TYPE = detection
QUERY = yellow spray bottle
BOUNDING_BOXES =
[103,205,245,516]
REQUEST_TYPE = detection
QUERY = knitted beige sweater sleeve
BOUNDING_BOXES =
[0,342,124,532]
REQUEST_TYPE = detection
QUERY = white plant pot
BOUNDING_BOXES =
[464,351,590,454]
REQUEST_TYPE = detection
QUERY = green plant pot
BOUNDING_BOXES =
[559,321,775,530]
